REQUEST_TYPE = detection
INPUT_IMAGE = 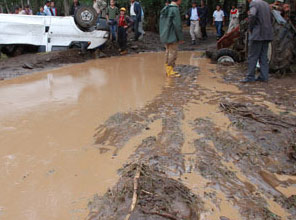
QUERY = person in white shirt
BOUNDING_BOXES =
[212,5,225,40]
[227,5,239,33]
[44,0,52,16]
[186,1,201,45]
[130,0,142,41]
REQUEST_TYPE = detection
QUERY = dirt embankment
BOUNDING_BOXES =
[0,30,216,80]
[86,58,296,220]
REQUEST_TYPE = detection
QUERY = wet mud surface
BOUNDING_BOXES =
[0,50,295,219]
[88,55,296,219]
[0,30,216,80]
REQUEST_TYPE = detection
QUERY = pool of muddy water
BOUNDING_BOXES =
[0,53,170,219]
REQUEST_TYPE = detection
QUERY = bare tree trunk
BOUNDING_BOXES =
[63,0,69,16]
[4,0,10,13]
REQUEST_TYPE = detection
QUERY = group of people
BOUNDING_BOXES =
[90,0,145,54]
[12,1,57,16]
[160,0,273,83]
[185,1,240,43]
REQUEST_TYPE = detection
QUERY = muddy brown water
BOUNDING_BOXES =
[0,53,166,219]
[0,52,295,220]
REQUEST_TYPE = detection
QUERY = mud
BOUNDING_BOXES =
[1,49,295,219]
[87,54,296,219]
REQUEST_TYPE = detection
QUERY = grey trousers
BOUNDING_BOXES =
[247,40,270,81]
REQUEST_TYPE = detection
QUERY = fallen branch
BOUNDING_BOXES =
[124,165,141,220]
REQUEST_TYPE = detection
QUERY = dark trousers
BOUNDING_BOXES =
[247,40,270,81]
[118,26,127,50]
[201,25,207,38]
[215,21,223,37]
[131,16,140,40]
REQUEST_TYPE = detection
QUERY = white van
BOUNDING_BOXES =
[0,7,109,56]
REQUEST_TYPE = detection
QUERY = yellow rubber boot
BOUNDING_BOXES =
[167,66,181,78]
[165,64,170,76]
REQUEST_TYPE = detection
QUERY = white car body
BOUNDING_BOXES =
[0,14,108,52]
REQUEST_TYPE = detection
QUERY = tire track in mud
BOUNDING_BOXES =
[87,58,296,219]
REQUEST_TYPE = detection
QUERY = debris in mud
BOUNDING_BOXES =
[22,63,34,69]
[220,101,296,129]
[87,163,202,220]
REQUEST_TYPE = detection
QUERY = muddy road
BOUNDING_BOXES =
[0,50,295,220]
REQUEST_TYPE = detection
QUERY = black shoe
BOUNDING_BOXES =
[240,78,255,83]
[255,77,268,82]
[191,40,196,45]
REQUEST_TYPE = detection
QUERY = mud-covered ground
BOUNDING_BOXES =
[87,59,296,219]
[0,29,216,80]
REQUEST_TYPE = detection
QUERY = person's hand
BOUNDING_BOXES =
[179,40,185,44]
[124,25,128,29]
[185,15,189,19]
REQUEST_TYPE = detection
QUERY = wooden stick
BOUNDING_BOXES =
[124,165,141,220]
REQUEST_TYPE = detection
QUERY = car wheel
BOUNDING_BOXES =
[216,48,240,62]
[74,6,98,30]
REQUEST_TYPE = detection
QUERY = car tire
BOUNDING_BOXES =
[216,48,240,62]
[269,21,296,73]
[74,6,98,31]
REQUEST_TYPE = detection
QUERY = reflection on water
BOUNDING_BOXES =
[0,53,165,220]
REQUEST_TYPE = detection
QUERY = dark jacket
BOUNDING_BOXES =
[159,4,184,44]
[249,0,273,41]
[70,2,80,15]
[198,6,208,27]
[130,1,142,22]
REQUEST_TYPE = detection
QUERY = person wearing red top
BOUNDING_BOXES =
[227,5,239,33]
[116,8,133,55]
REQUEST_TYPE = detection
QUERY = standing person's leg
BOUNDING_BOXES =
[217,21,222,38]
[111,23,117,41]
[168,42,178,67]
[134,19,140,41]
[190,21,196,44]
[165,44,170,65]
[118,26,124,49]
[196,21,201,39]
[258,41,269,81]
[215,21,219,37]
[245,40,262,81]
[227,19,233,33]
[166,42,180,77]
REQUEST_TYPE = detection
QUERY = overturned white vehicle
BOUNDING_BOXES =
[0,7,109,57]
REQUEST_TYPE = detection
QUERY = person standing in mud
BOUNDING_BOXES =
[106,0,119,41]
[159,0,184,78]
[213,5,225,40]
[241,0,273,83]
[186,1,201,45]
[198,0,208,40]
[227,5,239,33]
[117,8,133,55]
[130,0,142,41]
